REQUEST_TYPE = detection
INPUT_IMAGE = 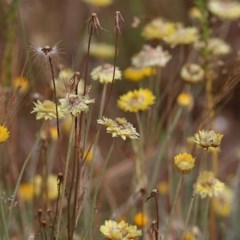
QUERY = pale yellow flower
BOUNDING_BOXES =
[0,125,10,143]
[157,181,169,195]
[91,64,122,84]
[177,92,194,110]
[124,67,156,82]
[174,152,195,174]
[89,42,115,59]
[194,129,223,149]
[183,226,200,240]
[134,212,148,227]
[98,117,139,140]
[194,171,224,198]
[141,17,176,40]
[180,63,204,84]
[208,0,240,20]
[131,45,171,68]
[82,0,112,7]
[100,220,142,240]
[59,93,94,116]
[12,76,30,94]
[117,88,156,112]
[213,185,233,217]
[163,24,199,46]
[31,100,65,120]
[195,38,231,57]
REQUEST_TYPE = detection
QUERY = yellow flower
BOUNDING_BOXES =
[83,148,94,163]
[32,174,59,200]
[194,38,231,57]
[100,220,142,240]
[91,64,122,84]
[163,24,199,46]
[189,7,202,19]
[18,183,34,201]
[49,126,58,140]
[31,100,65,120]
[174,153,195,174]
[157,181,169,195]
[208,0,240,20]
[134,212,148,227]
[141,17,176,40]
[0,125,10,143]
[82,0,112,7]
[117,88,155,112]
[97,117,139,140]
[194,171,224,198]
[213,185,233,217]
[183,226,200,240]
[12,76,30,94]
[89,42,115,59]
[180,63,204,84]
[194,130,223,149]
[177,92,194,110]
[59,93,95,116]
[132,45,171,68]
[124,67,156,82]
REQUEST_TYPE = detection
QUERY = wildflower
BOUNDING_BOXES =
[49,126,58,140]
[89,42,115,59]
[82,0,112,7]
[141,17,176,40]
[174,153,195,174]
[32,44,60,61]
[194,171,224,198]
[183,226,200,240]
[180,63,204,84]
[189,7,202,19]
[31,100,65,120]
[194,38,231,57]
[163,24,199,46]
[83,148,94,163]
[134,212,148,227]
[97,117,139,140]
[177,92,194,110]
[131,45,171,68]
[12,76,30,94]
[157,181,169,195]
[117,88,155,112]
[213,185,233,217]
[33,174,59,200]
[100,220,142,240]
[59,93,94,116]
[194,130,223,149]
[124,67,156,82]
[91,64,122,84]
[208,0,240,20]
[0,125,10,143]
[18,183,34,201]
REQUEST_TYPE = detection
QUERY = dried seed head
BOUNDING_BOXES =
[115,11,124,34]
[87,12,104,34]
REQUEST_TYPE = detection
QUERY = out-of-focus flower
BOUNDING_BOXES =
[89,42,115,59]
[194,38,231,57]
[124,67,156,82]
[18,183,34,201]
[132,45,171,68]
[91,64,122,84]
[83,148,94,163]
[98,117,139,140]
[12,76,30,94]
[134,212,148,227]
[183,226,200,240]
[0,124,10,143]
[59,93,94,116]
[49,126,58,140]
[163,24,199,46]
[31,100,65,120]
[82,0,112,7]
[180,63,204,84]
[208,0,240,20]
[157,181,169,195]
[141,17,176,40]
[177,92,194,110]
[117,88,155,112]
[100,220,142,240]
[213,185,233,217]
[174,153,195,174]
[189,7,202,19]
[194,171,224,198]
[194,130,223,149]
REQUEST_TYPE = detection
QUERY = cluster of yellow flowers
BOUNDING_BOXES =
[0,124,10,143]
